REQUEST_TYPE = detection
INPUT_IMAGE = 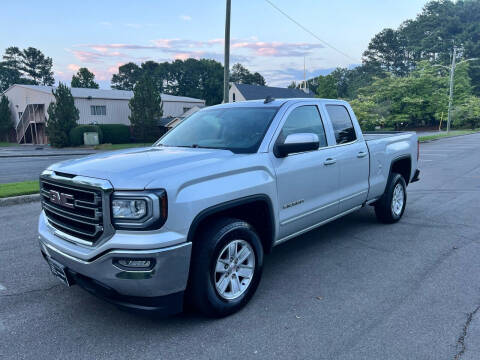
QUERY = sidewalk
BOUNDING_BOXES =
[0,144,98,158]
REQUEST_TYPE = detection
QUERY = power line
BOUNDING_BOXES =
[264,0,359,63]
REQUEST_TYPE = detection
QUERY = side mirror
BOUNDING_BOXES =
[274,133,320,158]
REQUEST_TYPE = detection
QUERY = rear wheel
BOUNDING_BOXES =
[188,218,264,317]
[374,172,407,224]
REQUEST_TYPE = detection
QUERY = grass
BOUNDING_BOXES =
[0,181,40,198]
[418,129,480,142]
[93,143,151,150]
[0,142,16,147]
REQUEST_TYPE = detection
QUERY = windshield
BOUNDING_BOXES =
[156,107,279,153]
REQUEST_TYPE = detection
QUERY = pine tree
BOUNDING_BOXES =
[46,83,79,147]
[71,67,99,88]
[0,95,13,141]
[129,76,163,143]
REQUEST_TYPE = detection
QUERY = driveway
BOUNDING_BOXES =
[1,134,480,359]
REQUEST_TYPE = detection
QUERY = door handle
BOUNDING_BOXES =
[357,151,367,158]
[324,158,336,165]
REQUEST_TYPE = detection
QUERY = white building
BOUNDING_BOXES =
[3,84,205,144]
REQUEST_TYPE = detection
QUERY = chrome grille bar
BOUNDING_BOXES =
[40,170,114,246]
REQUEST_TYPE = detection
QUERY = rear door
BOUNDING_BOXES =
[324,104,369,212]
[270,103,341,241]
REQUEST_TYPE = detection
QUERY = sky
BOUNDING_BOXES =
[1,0,430,89]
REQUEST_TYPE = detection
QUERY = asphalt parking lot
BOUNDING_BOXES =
[1,133,480,360]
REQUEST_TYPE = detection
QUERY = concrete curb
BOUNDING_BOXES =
[419,131,480,143]
[0,152,95,158]
[0,194,41,207]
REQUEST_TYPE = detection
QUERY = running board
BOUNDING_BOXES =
[274,205,362,247]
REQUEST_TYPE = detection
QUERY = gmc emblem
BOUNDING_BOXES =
[49,190,75,209]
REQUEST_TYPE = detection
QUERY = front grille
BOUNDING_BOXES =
[40,179,104,244]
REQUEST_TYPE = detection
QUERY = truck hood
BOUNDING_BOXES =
[48,146,236,189]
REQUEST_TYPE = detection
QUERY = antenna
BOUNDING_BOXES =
[264,95,275,104]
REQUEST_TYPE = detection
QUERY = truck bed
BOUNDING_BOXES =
[363,131,416,142]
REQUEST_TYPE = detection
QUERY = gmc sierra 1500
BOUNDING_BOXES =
[38,98,420,317]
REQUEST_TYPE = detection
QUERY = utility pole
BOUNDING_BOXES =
[223,0,231,103]
[446,47,456,133]
[434,48,478,133]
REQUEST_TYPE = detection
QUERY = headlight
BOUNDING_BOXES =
[112,199,147,219]
[111,190,167,230]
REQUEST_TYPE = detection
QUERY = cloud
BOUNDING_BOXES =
[231,41,324,57]
[99,21,112,27]
[71,49,131,63]
[67,64,81,72]
[179,15,192,21]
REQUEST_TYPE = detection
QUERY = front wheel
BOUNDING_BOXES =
[374,172,407,224]
[188,218,264,317]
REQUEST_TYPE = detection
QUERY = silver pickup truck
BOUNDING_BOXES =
[38,98,420,317]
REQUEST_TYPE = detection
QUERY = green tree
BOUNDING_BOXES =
[287,81,298,89]
[362,0,480,94]
[0,95,13,141]
[452,96,480,129]
[230,63,266,85]
[0,64,21,92]
[316,74,338,98]
[2,46,54,86]
[46,83,79,147]
[111,62,141,90]
[129,76,163,143]
[71,67,99,88]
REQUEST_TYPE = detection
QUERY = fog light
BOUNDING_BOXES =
[113,258,155,271]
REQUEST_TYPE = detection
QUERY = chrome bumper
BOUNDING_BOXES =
[39,239,192,298]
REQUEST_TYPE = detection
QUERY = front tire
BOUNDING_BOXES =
[189,218,264,317]
[374,172,407,224]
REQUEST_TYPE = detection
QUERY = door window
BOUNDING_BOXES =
[326,105,357,144]
[279,105,327,148]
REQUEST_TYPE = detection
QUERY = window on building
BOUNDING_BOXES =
[278,105,327,148]
[326,105,357,144]
[233,93,236,102]
[183,107,191,113]
[90,105,107,116]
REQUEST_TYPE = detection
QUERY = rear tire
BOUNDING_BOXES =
[374,172,407,224]
[188,218,264,317]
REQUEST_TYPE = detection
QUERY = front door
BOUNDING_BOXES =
[270,104,341,241]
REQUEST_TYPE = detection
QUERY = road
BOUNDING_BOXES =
[1,133,480,360]
[0,155,86,183]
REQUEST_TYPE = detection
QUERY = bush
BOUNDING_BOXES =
[98,124,131,144]
[69,125,103,146]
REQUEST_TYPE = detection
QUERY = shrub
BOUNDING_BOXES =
[98,124,131,144]
[69,125,103,146]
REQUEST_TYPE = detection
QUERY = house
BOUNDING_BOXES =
[229,83,315,103]
[3,84,205,144]
[164,106,202,129]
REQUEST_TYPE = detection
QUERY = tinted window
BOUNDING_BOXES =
[279,105,327,147]
[326,105,356,144]
[157,107,278,154]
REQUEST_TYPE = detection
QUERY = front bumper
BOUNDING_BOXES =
[39,239,192,314]
[38,212,192,314]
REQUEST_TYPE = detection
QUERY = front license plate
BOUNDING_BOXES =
[46,256,71,287]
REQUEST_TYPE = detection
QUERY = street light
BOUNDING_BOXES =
[433,48,479,133]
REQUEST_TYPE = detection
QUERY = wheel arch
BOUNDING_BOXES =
[187,195,276,254]
[389,155,412,185]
